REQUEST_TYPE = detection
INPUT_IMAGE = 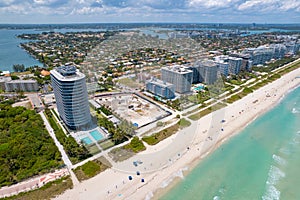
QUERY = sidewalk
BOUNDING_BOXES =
[0,169,69,199]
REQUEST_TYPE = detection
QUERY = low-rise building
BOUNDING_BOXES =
[0,76,11,91]
[0,76,39,92]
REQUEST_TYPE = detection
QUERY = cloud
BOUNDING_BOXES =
[138,0,186,10]
[0,0,19,7]
[238,0,300,12]
[188,0,239,9]
[0,0,299,23]
[34,0,69,8]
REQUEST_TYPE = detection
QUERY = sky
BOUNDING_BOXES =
[0,0,299,24]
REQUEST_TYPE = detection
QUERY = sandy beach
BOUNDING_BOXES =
[55,64,300,200]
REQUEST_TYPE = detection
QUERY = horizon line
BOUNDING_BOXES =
[1,22,300,25]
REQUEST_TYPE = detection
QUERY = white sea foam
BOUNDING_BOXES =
[262,185,281,200]
[293,138,300,144]
[272,154,287,166]
[292,108,299,114]
[213,196,220,200]
[160,167,188,188]
[145,191,154,200]
[266,165,285,186]
[289,137,300,146]
[160,178,174,189]
[279,147,291,155]
[218,187,226,194]
[262,165,284,199]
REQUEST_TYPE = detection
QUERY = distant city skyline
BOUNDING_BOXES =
[0,0,299,24]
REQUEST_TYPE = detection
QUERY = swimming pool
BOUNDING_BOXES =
[90,129,104,141]
[81,137,93,145]
[194,85,204,91]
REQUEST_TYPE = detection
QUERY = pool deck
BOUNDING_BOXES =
[72,127,107,145]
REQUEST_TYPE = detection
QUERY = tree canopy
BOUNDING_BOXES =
[12,64,25,72]
[0,102,62,187]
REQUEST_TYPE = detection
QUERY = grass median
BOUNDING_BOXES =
[142,118,191,145]
[188,103,227,121]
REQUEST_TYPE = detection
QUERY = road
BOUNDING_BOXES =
[27,93,43,109]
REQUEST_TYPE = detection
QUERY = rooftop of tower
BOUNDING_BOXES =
[50,65,85,81]
[162,65,193,74]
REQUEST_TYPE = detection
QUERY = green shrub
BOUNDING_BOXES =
[124,136,146,153]
[178,118,191,128]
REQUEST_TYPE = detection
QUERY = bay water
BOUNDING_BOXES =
[161,86,300,200]
[0,29,43,71]
[0,28,102,72]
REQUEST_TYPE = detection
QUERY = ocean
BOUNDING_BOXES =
[161,86,300,200]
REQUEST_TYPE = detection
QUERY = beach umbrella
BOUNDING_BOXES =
[128,176,132,180]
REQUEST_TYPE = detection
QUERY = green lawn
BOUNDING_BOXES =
[73,157,111,182]
[86,144,101,155]
[117,77,142,89]
[178,118,191,128]
[99,139,115,150]
[44,109,91,164]
[188,103,227,121]
[142,123,180,145]
[124,136,146,153]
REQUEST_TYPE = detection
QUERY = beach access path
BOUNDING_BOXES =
[39,112,79,186]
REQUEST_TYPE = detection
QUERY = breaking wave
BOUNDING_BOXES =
[213,196,220,200]
[160,167,188,188]
[292,108,299,114]
[272,154,287,166]
[262,185,280,200]
[262,165,285,200]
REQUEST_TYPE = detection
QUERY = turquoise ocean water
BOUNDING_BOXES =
[161,86,300,200]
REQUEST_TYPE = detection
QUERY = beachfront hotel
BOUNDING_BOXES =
[161,65,193,94]
[214,60,229,77]
[50,66,91,130]
[228,57,243,75]
[193,60,219,84]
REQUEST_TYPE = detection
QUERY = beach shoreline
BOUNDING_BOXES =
[54,63,300,200]
[153,81,300,200]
